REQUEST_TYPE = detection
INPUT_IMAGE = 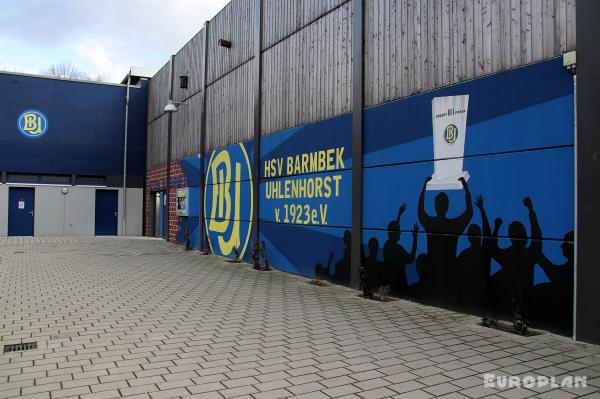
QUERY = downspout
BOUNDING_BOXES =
[122,72,131,236]
[166,55,175,242]
[573,72,577,341]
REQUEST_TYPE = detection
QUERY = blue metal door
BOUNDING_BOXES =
[95,190,118,236]
[8,187,35,236]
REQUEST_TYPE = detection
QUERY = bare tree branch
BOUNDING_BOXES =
[42,60,106,82]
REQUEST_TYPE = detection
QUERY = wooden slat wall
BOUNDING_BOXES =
[173,29,205,102]
[172,92,202,159]
[261,2,352,135]
[205,61,254,150]
[146,115,168,168]
[147,62,170,124]
[262,0,299,49]
[147,0,576,169]
[261,0,349,49]
[300,0,348,27]
[365,0,576,107]
[207,0,255,85]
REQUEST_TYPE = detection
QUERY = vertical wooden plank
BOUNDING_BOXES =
[531,0,543,61]
[442,0,451,85]
[364,0,372,106]
[434,0,442,87]
[331,7,337,117]
[401,0,409,98]
[474,0,484,76]
[455,0,466,82]
[427,0,435,91]
[414,0,423,92]
[521,0,532,64]
[499,0,510,71]
[420,0,428,92]
[380,0,386,102]
[509,0,521,68]
[407,0,414,96]
[482,0,492,74]
[377,0,384,104]
[464,0,475,80]
[373,0,381,102]
[387,0,396,102]
[396,0,404,99]
[542,0,555,58]
[451,0,458,84]
[566,0,575,50]
[318,15,324,120]
[556,0,567,54]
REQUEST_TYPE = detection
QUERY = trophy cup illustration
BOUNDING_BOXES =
[426,94,470,190]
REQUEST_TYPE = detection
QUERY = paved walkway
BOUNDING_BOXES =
[0,237,599,399]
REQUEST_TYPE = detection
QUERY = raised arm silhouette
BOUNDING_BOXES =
[491,196,541,334]
[534,231,574,332]
[456,195,488,305]
[417,176,473,304]
[382,203,419,295]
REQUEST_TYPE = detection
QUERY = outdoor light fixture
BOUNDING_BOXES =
[179,75,188,89]
[218,39,232,48]
[563,51,576,74]
[164,100,178,113]
[164,99,188,113]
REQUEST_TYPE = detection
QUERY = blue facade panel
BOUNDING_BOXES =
[0,73,148,178]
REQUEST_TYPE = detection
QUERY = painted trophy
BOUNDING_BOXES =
[427,95,470,191]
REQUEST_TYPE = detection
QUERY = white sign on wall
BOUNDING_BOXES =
[427,94,470,190]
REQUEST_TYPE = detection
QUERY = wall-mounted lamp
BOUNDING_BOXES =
[218,39,232,48]
[563,51,576,74]
[179,75,188,89]
[164,99,188,113]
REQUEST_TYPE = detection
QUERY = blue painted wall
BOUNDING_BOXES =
[175,58,574,334]
[0,73,147,178]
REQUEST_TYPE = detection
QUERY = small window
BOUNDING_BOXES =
[179,76,188,89]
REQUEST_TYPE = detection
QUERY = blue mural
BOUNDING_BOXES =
[175,58,574,335]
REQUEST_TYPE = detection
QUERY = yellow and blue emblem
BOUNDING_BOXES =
[17,109,48,139]
[444,123,458,144]
[204,143,253,259]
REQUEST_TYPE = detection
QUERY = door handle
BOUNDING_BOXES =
[28,211,34,216]
[114,212,118,217]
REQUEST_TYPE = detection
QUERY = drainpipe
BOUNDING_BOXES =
[122,72,131,236]
[165,55,175,242]
[572,72,577,341]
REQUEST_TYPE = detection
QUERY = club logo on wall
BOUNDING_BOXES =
[427,95,470,191]
[17,109,48,139]
[204,143,253,258]
[444,123,458,144]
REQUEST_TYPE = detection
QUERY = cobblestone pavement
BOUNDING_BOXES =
[1,237,599,399]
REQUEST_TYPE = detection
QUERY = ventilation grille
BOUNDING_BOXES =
[7,173,71,185]
[76,176,106,186]
[3,342,37,353]
[7,173,37,183]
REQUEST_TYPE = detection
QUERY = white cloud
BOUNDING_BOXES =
[0,0,229,82]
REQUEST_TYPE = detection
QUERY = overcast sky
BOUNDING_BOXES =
[0,0,230,83]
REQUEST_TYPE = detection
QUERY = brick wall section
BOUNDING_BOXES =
[144,162,187,243]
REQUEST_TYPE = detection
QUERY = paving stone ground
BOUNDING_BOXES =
[0,237,599,399]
